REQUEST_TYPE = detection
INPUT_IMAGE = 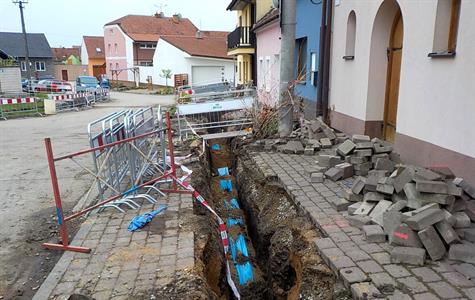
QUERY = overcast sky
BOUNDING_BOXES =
[0,0,236,47]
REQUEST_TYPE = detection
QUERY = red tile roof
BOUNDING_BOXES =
[160,31,231,60]
[105,14,198,42]
[51,47,81,61]
[83,36,105,59]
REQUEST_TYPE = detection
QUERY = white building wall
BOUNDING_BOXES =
[80,40,88,65]
[329,0,475,158]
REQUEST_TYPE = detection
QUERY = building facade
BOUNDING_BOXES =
[80,36,106,78]
[227,0,257,86]
[329,0,475,184]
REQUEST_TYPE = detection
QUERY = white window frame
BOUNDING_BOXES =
[139,43,156,49]
[20,61,27,71]
[138,61,153,67]
[114,43,118,54]
[265,56,271,92]
[310,52,318,86]
[35,61,46,72]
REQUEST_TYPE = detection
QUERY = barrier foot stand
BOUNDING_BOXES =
[42,242,91,253]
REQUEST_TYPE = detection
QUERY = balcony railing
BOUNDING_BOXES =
[227,26,256,50]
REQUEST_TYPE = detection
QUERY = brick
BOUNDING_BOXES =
[413,167,442,181]
[371,153,389,163]
[350,282,382,300]
[365,170,387,192]
[355,149,373,157]
[340,267,368,287]
[420,193,455,206]
[405,203,440,217]
[416,180,448,194]
[435,220,459,245]
[393,167,414,193]
[363,192,385,202]
[343,189,363,202]
[397,276,428,293]
[387,200,407,213]
[374,158,395,173]
[412,267,442,282]
[318,154,342,167]
[335,162,354,179]
[350,156,368,164]
[403,183,423,209]
[390,246,426,266]
[355,142,374,150]
[449,243,475,264]
[356,260,383,273]
[376,182,395,195]
[352,177,366,195]
[370,200,393,226]
[354,201,376,216]
[337,139,357,156]
[418,226,446,261]
[310,172,324,183]
[427,281,462,299]
[324,167,344,181]
[352,134,371,143]
[384,264,411,278]
[405,209,445,230]
[330,197,351,212]
[374,145,393,154]
[368,273,396,294]
[320,138,333,149]
[348,215,372,229]
[348,202,362,215]
[390,224,423,248]
[363,225,386,243]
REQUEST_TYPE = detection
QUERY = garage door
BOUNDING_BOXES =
[191,66,224,86]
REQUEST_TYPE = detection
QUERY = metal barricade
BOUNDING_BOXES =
[95,88,110,102]
[0,97,43,119]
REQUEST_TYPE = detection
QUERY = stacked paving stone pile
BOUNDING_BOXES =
[304,132,475,267]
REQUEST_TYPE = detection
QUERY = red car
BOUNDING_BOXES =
[34,80,72,93]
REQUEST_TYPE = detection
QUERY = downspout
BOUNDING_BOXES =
[316,0,327,116]
[322,0,333,124]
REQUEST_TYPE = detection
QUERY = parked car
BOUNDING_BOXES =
[34,80,72,93]
[76,76,100,92]
[22,79,40,93]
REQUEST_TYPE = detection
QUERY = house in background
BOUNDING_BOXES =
[52,47,81,65]
[0,52,22,95]
[80,36,106,78]
[226,0,256,86]
[52,46,87,81]
[103,13,232,87]
[254,6,280,106]
[0,32,53,79]
[294,0,323,119]
[328,0,475,184]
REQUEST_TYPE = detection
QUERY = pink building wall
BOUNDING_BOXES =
[104,25,129,81]
[256,21,281,106]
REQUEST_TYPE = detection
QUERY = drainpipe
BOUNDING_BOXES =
[316,0,327,116]
[278,0,297,137]
[322,0,333,124]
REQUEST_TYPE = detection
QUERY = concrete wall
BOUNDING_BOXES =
[256,20,281,106]
[0,66,22,95]
[52,64,88,81]
[295,0,323,110]
[329,0,475,183]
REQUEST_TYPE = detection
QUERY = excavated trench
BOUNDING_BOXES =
[192,137,337,300]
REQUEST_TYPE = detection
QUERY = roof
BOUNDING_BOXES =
[83,36,105,59]
[226,0,249,11]
[253,8,280,31]
[160,31,231,60]
[105,14,198,42]
[52,47,80,61]
[0,32,52,58]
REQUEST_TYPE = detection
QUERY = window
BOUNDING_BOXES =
[238,61,242,82]
[265,57,271,92]
[344,10,356,60]
[115,63,119,70]
[139,43,156,49]
[296,37,307,83]
[96,47,102,53]
[114,43,118,54]
[35,61,45,71]
[109,63,113,72]
[310,53,318,86]
[258,57,264,89]
[108,44,111,55]
[138,61,153,66]
[20,61,27,71]
[431,0,460,56]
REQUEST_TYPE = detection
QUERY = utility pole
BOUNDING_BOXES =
[13,0,32,80]
[278,0,296,137]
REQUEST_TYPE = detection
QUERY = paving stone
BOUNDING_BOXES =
[365,170,387,192]
[413,167,443,182]
[310,172,324,183]
[343,189,364,202]
[330,232,351,243]
[404,183,424,209]
[406,209,445,230]
[371,252,391,265]
[354,201,376,216]
[388,199,407,213]
[390,246,426,266]
[364,192,385,202]
[435,220,460,245]
[397,276,429,293]
[370,200,393,226]
[416,180,448,194]
[412,267,442,282]
[463,287,475,300]
[453,212,471,228]
[337,139,357,156]
[348,215,372,229]
[393,167,414,193]
[389,223,423,248]
[418,225,446,261]
[374,158,395,173]
[355,149,373,157]
[352,134,371,143]
[459,179,475,199]
[357,260,383,273]
[384,211,405,243]
[340,267,368,287]
[368,272,396,294]
[384,264,411,278]
[466,202,475,221]
[329,255,356,272]
[352,177,366,194]
[315,237,337,250]
[386,290,412,300]
[325,167,344,181]
[348,202,362,215]
[351,156,368,164]
[420,193,455,206]
[413,292,440,300]
[350,282,383,300]
[440,271,474,287]
[346,249,372,262]
[363,225,386,243]
[318,154,342,167]
[449,244,475,264]
[376,182,395,195]
[427,281,462,299]
[320,247,344,264]
[454,263,475,280]
[329,197,351,211]
[359,243,384,254]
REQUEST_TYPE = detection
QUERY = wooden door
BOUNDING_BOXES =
[61,70,68,81]
[384,12,403,142]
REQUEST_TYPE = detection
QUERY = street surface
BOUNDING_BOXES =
[0,91,174,298]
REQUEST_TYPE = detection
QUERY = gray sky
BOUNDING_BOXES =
[0,0,236,47]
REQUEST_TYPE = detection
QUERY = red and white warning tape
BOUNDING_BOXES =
[49,93,91,101]
[0,97,35,105]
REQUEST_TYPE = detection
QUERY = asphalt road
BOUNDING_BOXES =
[0,91,174,297]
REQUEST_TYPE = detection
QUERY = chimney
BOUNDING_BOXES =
[154,11,165,18]
[195,30,203,39]
[172,13,182,20]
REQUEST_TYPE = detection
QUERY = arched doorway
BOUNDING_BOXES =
[383,11,403,142]
[366,0,403,142]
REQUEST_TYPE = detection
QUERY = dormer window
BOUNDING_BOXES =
[96,47,102,53]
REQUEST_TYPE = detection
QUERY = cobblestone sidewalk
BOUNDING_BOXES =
[250,151,475,300]
[33,193,194,300]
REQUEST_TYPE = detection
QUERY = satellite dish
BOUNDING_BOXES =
[272,0,279,8]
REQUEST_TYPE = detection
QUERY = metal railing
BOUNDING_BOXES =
[227,26,255,49]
